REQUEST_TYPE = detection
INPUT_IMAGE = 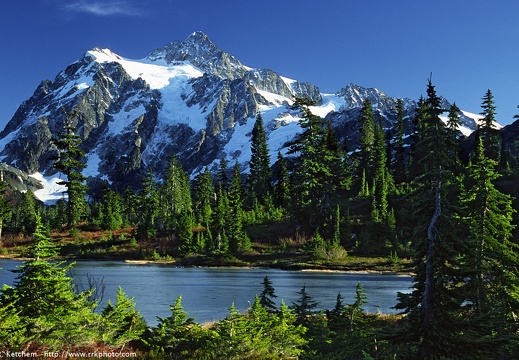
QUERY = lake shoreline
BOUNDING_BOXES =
[0,252,413,276]
[123,258,413,275]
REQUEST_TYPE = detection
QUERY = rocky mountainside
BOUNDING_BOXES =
[0,31,487,199]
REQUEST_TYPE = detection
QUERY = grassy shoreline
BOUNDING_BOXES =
[0,226,414,274]
[0,251,413,275]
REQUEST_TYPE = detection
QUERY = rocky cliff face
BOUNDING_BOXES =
[0,31,484,198]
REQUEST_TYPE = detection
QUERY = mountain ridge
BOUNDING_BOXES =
[0,31,499,201]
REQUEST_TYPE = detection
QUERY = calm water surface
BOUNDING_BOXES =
[0,259,412,324]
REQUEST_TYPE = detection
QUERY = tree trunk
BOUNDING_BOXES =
[420,167,442,358]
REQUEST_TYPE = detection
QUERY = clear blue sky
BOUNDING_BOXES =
[2,0,519,128]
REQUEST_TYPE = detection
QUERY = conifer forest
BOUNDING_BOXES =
[1,79,519,359]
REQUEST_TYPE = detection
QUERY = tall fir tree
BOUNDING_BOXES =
[408,96,427,180]
[9,190,38,236]
[0,213,98,347]
[288,98,344,228]
[371,122,390,223]
[191,167,214,244]
[249,113,272,203]
[159,154,193,233]
[148,296,201,356]
[291,284,320,328]
[478,89,501,162]
[359,98,376,193]
[274,151,290,208]
[460,138,519,357]
[394,98,408,183]
[92,183,123,231]
[211,187,229,253]
[216,157,229,191]
[101,286,147,349]
[0,174,11,239]
[446,102,463,173]
[259,275,278,312]
[394,77,467,359]
[136,167,160,240]
[51,110,88,227]
[227,162,251,253]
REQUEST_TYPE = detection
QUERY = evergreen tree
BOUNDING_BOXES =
[28,212,58,260]
[259,275,277,311]
[122,186,138,227]
[9,190,39,235]
[346,282,367,332]
[0,303,24,351]
[136,167,159,240]
[478,89,501,162]
[408,96,427,180]
[148,296,201,356]
[211,188,229,253]
[324,119,351,191]
[288,98,344,228]
[212,299,307,359]
[343,206,352,247]
[159,154,192,233]
[394,98,408,183]
[331,291,344,318]
[47,198,68,230]
[51,110,88,227]
[269,300,307,358]
[371,122,390,223]
[245,296,275,356]
[446,102,463,173]
[159,155,194,253]
[394,77,466,359]
[192,167,214,231]
[249,113,272,203]
[331,204,341,247]
[227,162,251,253]
[274,151,290,207]
[0,175,11,239]
[212,303,250,358]
[460,138,519,357]
[359,98,376,190]
[216,157,229,191]
[92,183,123,231]
[0,214,97,347]
[101,286,147,349]
[291,284,319,325]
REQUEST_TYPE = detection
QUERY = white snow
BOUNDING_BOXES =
[158,77,208,132]
[88,48,210,132]
[106,94,147,135]
[29,172,67,204]
[461,110,503,129]
[310,94,346,118]
[87,48,203,90]
[83,150,102,178]
[0,127,21,157]
[440,115,476,137]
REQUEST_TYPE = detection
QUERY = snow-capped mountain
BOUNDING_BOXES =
[0,31,484,200]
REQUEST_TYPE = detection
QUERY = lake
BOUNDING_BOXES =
[0,259,412,324]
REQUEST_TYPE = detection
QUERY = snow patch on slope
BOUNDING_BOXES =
[87,48,203,90]
[461,110,503,129]
[30,172,67,204]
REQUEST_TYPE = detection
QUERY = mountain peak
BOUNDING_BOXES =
[337,83,387,108]
[186,31,212,44]
[86,47,123,63]
[146,32,245,79]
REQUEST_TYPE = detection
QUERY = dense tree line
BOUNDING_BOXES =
[1,79,519,357]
